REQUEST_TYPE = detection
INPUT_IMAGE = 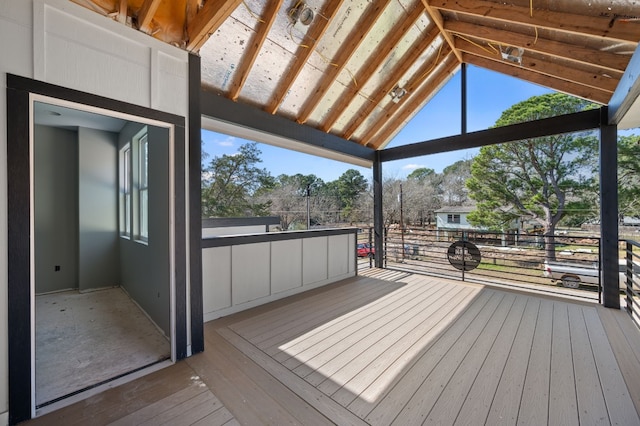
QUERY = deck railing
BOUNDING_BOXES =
[358,227,603,301]
[623,240,640,328]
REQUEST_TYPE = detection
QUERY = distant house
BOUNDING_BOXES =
[434,206,481,231]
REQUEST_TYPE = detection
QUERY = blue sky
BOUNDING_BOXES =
[202,65,554,183]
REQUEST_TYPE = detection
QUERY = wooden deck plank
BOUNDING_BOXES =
[548,302,579,426]
[316,285,474,397]
[24,272,640,426]
[390,293,516,425]
[583,307,640,425]
[452,295,530,425]
[516,299,554,425]
[567,304,610,425]
[108,384,213,426]
[330,285,479,407]
[301,282,456,386]
[137,390,223,425]
[468,296,539,425]
[232,276,389,340]
[249,280,404,350]
[266,280,421,362]
[26,362,205,426]
[187,327,329,426]
[597,306,640,416]
[364,291,505,425]
[217,327,369,426]
[286,281,448,376]
[347,289,495,419]
[425,294,526,425]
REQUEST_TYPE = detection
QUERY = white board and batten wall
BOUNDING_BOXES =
[0,0,190,422]
[202,231,357,321]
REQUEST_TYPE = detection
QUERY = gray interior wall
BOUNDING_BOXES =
[118,123,171,335]
[34,125,79,294]
[78,127,119,291]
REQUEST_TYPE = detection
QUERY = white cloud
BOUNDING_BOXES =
[218,136,235,147]
[402,164,424,171]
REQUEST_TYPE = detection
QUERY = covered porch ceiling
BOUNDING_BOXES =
[73,0,640,158]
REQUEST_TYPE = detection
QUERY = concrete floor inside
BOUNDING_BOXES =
[35,287,170,407]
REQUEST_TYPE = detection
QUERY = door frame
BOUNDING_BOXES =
[7,74,188,423]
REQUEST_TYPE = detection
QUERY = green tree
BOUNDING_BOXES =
[334,169,368,221]
[407,167,435,181]
[201,142,272,217]
[466,93,598,260]
[618,134,640,218]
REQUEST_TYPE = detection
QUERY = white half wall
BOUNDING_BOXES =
[202,232,357,321]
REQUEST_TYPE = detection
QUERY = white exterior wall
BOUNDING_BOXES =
[202,233,357,321]
[0,1,189,421]
[436,212,474,230]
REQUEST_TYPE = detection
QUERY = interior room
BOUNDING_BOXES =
[32,101,172,407]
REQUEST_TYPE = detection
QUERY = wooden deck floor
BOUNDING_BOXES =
[27,269,640,425]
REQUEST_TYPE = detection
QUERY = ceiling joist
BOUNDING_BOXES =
[462,53,612,105]
[186,0,242,51]
[445,20,630,74]
[370,55,459,150]
[343,26,443,141]
[228,0,283,101]
[265,0,345,115]
[296,0,392,125]
[320,4,427,133]
[137,0,161,33]
[432,0,640,43]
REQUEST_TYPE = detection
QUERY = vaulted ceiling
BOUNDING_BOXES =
[72,0,640,150]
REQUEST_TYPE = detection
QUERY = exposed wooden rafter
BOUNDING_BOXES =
[445,20,629,75]
[462,53,612,104]
[360,45,453,147]
[370,55,459,150]
[137,0,162,33]
[265,0,345,115]
[421,0,462,63]
[186,0,242,51]
[433,0,640,43]
[296,0,392,125]
[228,0,283,101]
[320,4,426,133]
[117,0,127,24]
[456,38,618,94]
[343,26,442,141]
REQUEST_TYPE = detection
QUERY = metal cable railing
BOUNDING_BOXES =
[624,240,640,329]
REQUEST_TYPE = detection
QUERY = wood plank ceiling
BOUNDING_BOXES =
[72,0,640,150]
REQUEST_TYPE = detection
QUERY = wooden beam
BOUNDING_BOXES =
[421,0,462,63]
[321,4,426,133]
[462,53,612,105]
[186,0,242,52]
[368,55,459,150]
[433,0,640,43]
[265,0,344,114]
[445,20,630,75]
[117,0,128,24]
[342,27,442,140]
[359,45,453,146]
[228,0,283,101]
[456,38,618,94]
[137,0,162,33]
[297,0,393,124]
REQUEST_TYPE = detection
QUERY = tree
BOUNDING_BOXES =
[466,93,598,260]
[333,169,368,222]
[440,160,472,206]
[201,142,272,217]
[618,134,640,218]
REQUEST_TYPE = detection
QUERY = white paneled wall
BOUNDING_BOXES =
[203,232,356,322]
